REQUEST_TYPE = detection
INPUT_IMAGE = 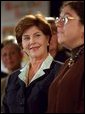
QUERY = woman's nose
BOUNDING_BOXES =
[30,37,35,43]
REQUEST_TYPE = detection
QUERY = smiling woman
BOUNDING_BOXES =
[22,26,49,59]
[2,13,63,113]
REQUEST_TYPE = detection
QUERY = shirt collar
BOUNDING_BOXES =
[18,53,53,85]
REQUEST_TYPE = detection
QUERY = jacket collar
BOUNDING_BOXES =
[18,53,53,86]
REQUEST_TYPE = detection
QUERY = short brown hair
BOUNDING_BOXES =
[15,14,52,48]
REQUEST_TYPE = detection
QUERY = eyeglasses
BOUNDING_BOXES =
[55,16,79,26]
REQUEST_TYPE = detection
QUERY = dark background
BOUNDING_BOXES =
[50,1,63,17]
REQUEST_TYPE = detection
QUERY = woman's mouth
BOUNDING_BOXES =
[29,46,40,50]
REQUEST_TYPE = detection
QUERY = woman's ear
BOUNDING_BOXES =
[81,25,84,39]
[47,36,50,45]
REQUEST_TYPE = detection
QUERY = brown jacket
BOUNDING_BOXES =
[47,53,84,113]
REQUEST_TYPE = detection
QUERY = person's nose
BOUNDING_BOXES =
[56,21,63,28]
[55,18,64,28]
[30,36,35,44]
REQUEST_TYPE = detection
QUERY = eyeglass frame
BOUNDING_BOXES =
[55,15,79,26]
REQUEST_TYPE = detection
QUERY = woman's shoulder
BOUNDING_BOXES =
[54,60,64,65]
[7,69,21,86]
[50,60,64,77]
[52,59,64,69]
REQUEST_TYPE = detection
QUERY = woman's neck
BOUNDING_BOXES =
[29,53,49,67]
[28,53,49,82]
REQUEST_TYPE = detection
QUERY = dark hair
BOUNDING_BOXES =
[46,17,57,35]
[15,14,52,49]
[61,1,84,25]
[1,40,21,53]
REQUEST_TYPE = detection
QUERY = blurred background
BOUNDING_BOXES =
[1,1,63,41]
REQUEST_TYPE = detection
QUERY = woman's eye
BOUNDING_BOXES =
[23,37,30,40]
[34,34,41,38]
[36,34,41,37]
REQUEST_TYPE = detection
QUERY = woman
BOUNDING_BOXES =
[3,14,62,113]
[1,40,22,112]
[47,1,84,113]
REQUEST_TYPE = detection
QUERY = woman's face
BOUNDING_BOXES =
[56,5,84,49]
[22,26,49,58]
[1,44,22,71]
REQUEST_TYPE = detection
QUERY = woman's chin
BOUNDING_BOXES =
[30,53,38,58]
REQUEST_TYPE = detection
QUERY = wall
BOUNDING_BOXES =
[1,1,50,42]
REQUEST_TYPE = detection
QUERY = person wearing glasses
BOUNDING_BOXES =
[47,1,84,113]
[46,17,69,63]
[2,13,62,113]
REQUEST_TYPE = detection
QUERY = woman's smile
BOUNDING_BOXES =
[29,45,40,50]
